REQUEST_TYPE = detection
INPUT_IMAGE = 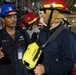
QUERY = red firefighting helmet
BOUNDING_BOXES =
[40,0,71,14]
[21,12,39,25]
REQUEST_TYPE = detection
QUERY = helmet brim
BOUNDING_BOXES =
[1,11,17,17]
[8,11,17,15]
[40,7,72,14]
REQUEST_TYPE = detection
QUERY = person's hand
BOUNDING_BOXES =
[34,64,45,75]
[0,47,4,58]
[73,63,76,71]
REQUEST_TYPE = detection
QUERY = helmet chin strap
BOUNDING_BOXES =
[46,9,54,40]
[50,11,60,25]
[47,9,54,27]
[27,24,33,30]
[47,9,64,27]
[46,9,62,40]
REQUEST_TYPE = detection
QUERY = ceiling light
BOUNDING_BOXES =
[74,4,76,7]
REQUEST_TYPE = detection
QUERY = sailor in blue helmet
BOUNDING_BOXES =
[0,4,29,75]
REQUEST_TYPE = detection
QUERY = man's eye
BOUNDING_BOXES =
[6,15,17,18]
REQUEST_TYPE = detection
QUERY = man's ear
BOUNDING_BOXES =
[2,18,5,28]
[2,18,4,22]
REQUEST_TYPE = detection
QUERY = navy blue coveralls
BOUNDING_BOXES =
[0,28,29,75]
[38,23,75,75]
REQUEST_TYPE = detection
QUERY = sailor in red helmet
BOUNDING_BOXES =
[33,0,75,75]
[37,10,47,29]
[19,12,40,41]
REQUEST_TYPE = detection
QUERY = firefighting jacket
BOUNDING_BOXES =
[0,28,29,75]
[38,23,75,75]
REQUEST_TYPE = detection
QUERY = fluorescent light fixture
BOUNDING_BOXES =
[74,4,76,7]
[32,2,34,6]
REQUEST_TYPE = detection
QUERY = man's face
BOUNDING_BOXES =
[3,14,17,28]
[39,11,46,23]
[43,10,65,24]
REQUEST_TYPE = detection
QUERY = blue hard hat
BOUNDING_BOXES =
[0,4,17,17]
